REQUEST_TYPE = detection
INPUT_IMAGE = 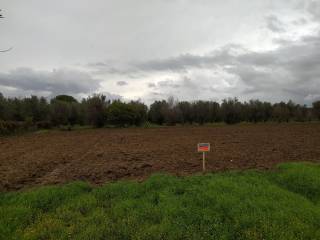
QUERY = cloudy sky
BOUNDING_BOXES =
[0,0,320,104]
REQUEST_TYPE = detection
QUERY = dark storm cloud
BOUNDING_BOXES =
[147,83,156,88]
[134,54,212,72]
[133,52,227,73]
[0,68,102,96]
[116,81,128,86]
[1,0,320,104]
[265,15,286,33]
[89,55,213,74]
[291,18,308,26]
[133,48,237,73]
[87,25,320,104]
[89,63,135,75]
[224,34,320,103]
[308,0,320,20]
[133,28,320,103]
[157,80,180,88]
[88,47,238,77]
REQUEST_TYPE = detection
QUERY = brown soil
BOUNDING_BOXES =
[1,123,320,191]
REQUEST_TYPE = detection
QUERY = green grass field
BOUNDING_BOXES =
[1,162,320,240]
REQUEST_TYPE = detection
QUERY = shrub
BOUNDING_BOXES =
[36,121,52,129]
[0,120,28,135]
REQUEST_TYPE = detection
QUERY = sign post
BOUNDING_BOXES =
[197,143,210,172]
[202,151,206,171]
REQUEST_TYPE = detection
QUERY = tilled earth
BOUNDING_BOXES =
[1,123,320,191]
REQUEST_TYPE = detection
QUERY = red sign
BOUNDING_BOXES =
[198,143,210,152]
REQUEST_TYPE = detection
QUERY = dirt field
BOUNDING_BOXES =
[1,123,320,191]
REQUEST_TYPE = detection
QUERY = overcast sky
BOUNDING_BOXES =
[0,0,320,104]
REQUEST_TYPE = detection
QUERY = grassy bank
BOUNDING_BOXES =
[1,162,320,240]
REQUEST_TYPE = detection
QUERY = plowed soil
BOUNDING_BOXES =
[1,123,320,191]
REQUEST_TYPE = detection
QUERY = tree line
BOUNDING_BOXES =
[0,93,320,134]
[149,97,320,125]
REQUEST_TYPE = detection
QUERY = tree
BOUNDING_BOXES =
[208,101,221,122]
[128,101,148,126]
[178,101,193,124]
[313,101,320,120]
[53,95,77,103]
[220,98,242,124]
[50,95,82,128]
[50,100,71,126]
[84,94,109,127]
[22,96,50,122]
[262,102,273,122]
[193,101,210,124]
[272,102,290,122]
[107,101,135,126]
[293,104,308,122]
[163,97,182,125]
[0,93,6,120]
[286,100,297,120]
[0,95,16,121]
[38,97,50,121]
[245,100,270,123]
[148,100,168,125]
[11,98,24,121]
[2,90,320,132]
[68,102,81,126]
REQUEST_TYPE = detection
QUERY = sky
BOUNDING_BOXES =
[0,0,320,105]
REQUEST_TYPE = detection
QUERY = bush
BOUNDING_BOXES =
[0,120,28,135]
[0,120,51,135]
[36,121,52,129]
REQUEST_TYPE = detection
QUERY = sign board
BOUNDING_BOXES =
[197,143,210,152]
[198,143,210,172]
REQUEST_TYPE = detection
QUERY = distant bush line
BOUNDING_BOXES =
[0,93,320,134]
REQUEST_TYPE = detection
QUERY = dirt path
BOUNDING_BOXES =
[1,123,320,191]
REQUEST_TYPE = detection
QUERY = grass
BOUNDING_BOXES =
[1,162,320,240]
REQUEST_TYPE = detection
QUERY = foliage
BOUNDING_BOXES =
[129,101,148,126]
[50,99,71,126]
[1,162,320,239]
[82,94,109,128]
[0,92,319,134]
[35,121,52,129]
[148,100,168,125]
[220,98,242,124]
[0,120,28,135]
[313,101,320,120]
[53,95,78,103]
[107,101,147,127]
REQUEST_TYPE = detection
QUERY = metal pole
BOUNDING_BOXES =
[202,152,206,172]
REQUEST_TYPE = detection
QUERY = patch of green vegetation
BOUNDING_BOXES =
[269,162,320,204]
[1,163,320,240]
